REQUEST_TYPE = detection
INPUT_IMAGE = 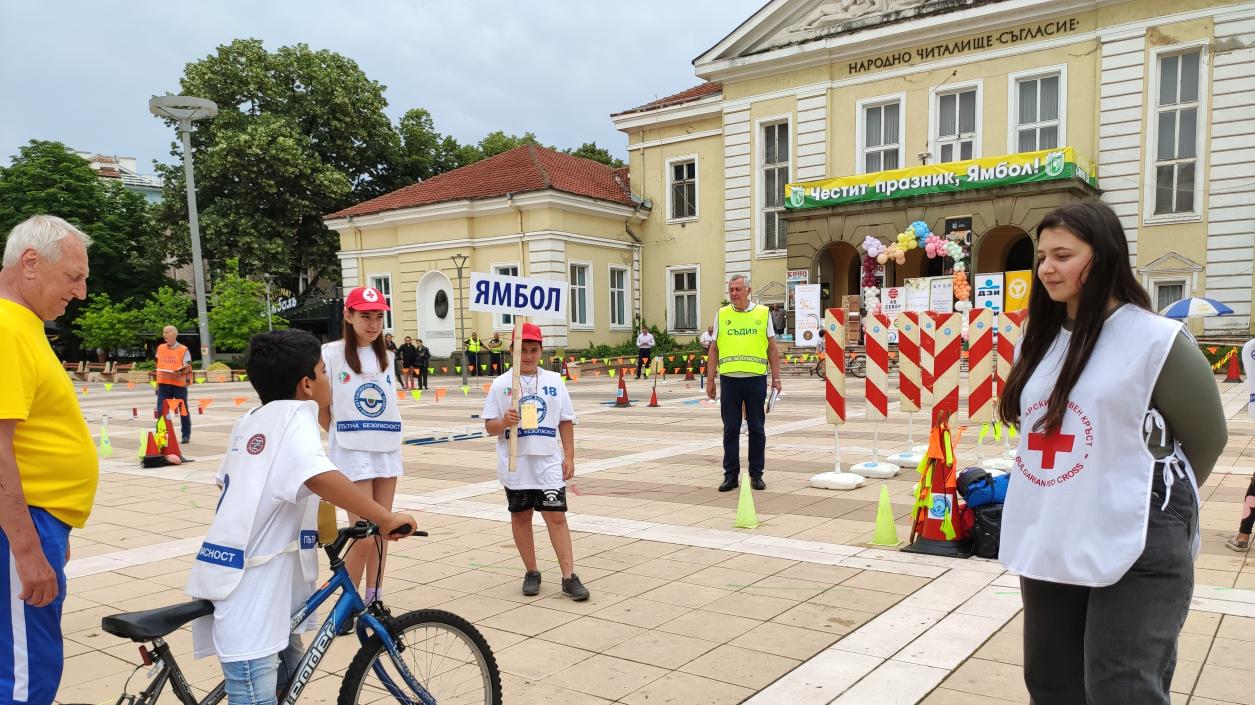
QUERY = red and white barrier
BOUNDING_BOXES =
[929,312,962,424]
[983,309,1028,469]
[967,308,995,423]
[920,313,936,404]
[890,312,926,468]
[811,308,867,490]
[851,313,898,479]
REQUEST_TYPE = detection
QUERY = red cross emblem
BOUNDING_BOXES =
[1027,430,1075,470]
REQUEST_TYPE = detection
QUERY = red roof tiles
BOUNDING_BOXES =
[613,82,723,117]
[327,145,634,219]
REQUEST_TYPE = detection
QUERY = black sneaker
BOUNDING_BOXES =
[522,570,542,596]
[182,435,191,444]
[751,477,766,491]
[562,574,590,601]
[718,477,739,492]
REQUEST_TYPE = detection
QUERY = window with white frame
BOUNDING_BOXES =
[368,274,393,330]
[1153,50,1201,215]
[609,267,628,328]
[1014,73,1060,152]
[936,88,977,163]
[670,268,698,332]
[668,158,697,221]
[569,263,590,328]
[863,100,901,173]
[1153,279,1186,313]
[762,121,789,251]
[493,265,519,327]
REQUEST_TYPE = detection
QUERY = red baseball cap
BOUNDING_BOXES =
[344,286,390,311]
[512,323,543,345]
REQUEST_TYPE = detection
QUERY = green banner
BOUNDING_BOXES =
[785,147,1096,210]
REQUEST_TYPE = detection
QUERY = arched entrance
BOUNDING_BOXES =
[814,241,860,310]
[416,270,457,357]
[975,225,1033,274]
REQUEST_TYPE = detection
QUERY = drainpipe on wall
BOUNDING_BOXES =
[347,215,364,292]
[624,204,647,329]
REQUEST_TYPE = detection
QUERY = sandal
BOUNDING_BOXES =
[1226,536,1250,553]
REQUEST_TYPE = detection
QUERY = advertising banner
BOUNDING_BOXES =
[929,277,954,313]
[904,278,931,312]
[786,269,809,310]
[973,273,1004,313]
[794,283,822,347]
[1004,270,1032,311]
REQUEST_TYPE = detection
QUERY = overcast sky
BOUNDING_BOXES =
[1,1,762,172]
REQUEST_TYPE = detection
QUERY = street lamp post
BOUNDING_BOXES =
[452,253,469,385]
[150,95,218,369]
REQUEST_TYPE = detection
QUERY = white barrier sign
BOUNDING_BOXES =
[974,273,1004,313]
[469,272,567,320]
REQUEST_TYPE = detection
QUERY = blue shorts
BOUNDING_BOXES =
[1,508,70,705]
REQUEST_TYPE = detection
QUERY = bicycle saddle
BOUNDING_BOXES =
[102,600,214,641]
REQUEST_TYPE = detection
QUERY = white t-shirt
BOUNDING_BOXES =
[322,342,403,481]
[481,368,576,490]
[198,407,335,662]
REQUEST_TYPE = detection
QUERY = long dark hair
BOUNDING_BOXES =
[342,309,389,375]
[997,200,1152,433]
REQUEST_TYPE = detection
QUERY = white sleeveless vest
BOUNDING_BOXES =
[513,370,563,457]
[325,341,402,452]
[999,306,1199,587]
[186,400,319,601]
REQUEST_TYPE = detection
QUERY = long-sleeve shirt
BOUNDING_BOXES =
[636,333,655,349]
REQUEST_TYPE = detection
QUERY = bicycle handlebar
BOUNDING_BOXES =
[325,521,427,563]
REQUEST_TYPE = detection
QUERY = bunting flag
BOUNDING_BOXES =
[602,358,610,365]
[441,367,448,373]
[469,365,476,373]
[198,398,213,412]
[428,367,435,374]
[195,377,206,384]
[668,356,675,362]
[397,390,406,401]
[569,356,575,362]
[505,362,511,369]
[104,382,114,391]
[493,363,499,371]
[460,385,470,397]
[609,369,617,378]
[150,381,158,388]
[233,396,247,406]
[411,389,421,401]
[127,381,135,390]
[482,383,492,393]
[594,370,601,376]
[1207,346,1218,354]
[239,374,249,381]
[579,358,586,363]
[455,366,462,374]
[993,422,1003,441]
[80,386,88,396]
[435,387,447,399]
[978,423,991,442]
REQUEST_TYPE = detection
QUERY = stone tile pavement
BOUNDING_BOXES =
[54,370,1255,704]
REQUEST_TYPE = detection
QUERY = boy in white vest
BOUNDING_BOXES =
[185,330,415,704]
[482,323,588,600]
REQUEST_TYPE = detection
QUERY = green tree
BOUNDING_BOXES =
[0,140,171,303]
[208,258,286,352]
[156,39,397,293]
[388,108,470,188]
[565,142,625,168]
[138,286,195,339]
[72,294,142,353]
[470,130,545,161]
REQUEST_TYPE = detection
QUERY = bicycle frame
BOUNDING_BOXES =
[127,554,434,705]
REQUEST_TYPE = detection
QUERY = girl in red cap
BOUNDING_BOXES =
[319,286,404,612]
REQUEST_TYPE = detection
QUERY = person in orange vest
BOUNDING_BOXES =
[155,325,193,443]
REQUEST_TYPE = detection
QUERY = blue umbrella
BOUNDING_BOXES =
[1159,297,1234,319]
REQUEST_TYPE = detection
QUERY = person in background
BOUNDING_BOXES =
[155,325,193,444]
[1224,337,1255,552]
[397,336,418,391]
[997,200,1226,704]
[486,333,504,375]
[415,339,431,391]
[635,326,655,379]
[385,333,402,384]
[770,303,786,336]
[699,325,715,387]
[466,332,483,377]
[0,215,96,705]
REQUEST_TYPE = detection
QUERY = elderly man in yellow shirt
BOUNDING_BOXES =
[0,215,96,705]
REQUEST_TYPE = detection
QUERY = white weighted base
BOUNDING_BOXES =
[911,444,929,454]
[850,461,900,479]
[809,471,867,490]
[888,450,923,468]
[981,457,1013,471]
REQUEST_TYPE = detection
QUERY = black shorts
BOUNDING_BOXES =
[505,487,568,513]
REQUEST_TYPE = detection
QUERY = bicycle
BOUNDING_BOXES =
[809,350,866,378]
[96,521,502,705]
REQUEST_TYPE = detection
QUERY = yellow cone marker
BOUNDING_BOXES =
[734,471,759,529]
[869,484,902,547]
[98,427,113,458]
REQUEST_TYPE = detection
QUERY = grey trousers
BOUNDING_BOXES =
[1020,478,1196,705]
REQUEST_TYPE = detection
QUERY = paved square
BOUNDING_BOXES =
[59,370,1255,704]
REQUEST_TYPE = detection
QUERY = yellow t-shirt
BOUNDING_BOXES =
[0,298,98,528]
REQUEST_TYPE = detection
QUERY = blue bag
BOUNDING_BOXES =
[957,467,1008,508]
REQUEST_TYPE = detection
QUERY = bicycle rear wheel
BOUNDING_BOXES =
[339,609,501,705]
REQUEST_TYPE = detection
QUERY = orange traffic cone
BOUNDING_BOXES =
[648,387,660,407]
[614,373,632,407]
[1225,350,1244,383]
[144,431,160,456]
[684,356,696,381]
[902,413,972,558]
[163,421,185,460]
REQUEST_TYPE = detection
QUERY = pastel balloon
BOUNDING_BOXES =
[877,253,888,264]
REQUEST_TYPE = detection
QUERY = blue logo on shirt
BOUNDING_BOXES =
[354,382,387,418]
[300,530,318,550]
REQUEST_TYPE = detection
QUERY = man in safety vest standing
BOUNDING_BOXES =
[466,332,483,377]
[155,325,193,443]
[706,274,782,492]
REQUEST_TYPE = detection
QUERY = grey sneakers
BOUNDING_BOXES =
[562,574,590,601]
[522,570,542,596]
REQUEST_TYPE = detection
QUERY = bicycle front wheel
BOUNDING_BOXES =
[339,609,501,705]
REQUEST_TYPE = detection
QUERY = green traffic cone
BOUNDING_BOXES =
[98,428,113,458]
[734,471,759,529]
[136,430,147,459]
[869,484,901,547]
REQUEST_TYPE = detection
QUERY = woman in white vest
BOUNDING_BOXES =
[320,286,404,608]
[998,200,1226,704]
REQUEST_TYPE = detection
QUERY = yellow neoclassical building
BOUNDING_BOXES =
[330,0,1254,351]
[613,0,1254,337]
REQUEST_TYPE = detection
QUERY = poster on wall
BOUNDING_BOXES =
[883,286,905,344]
[929,276,954,313]
[1004,270,1032,311]
[793,283,822,347]
[786,269,809,310]
[904,278,931,312]
[974,273,1004,312]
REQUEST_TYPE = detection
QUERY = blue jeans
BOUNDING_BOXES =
[155,384,191,440]
[222,637,303,705]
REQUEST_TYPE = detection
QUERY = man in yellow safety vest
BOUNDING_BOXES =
[706,274,782,492]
